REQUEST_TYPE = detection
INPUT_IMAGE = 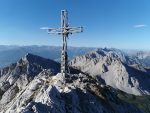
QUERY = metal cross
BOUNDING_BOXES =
[41,10,83,77]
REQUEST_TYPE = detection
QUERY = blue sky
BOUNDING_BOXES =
[0,0,150,49]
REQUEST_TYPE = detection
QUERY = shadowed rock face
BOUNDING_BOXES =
[18,53,60,75]
[0,53,60,109]
[69,49,150,95]
[0,53,60,78]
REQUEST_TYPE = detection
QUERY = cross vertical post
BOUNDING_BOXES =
[41,10,83,77]
[61,10,68,77]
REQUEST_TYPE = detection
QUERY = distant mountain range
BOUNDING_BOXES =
[0,45,150,68]
[0,45,95,68]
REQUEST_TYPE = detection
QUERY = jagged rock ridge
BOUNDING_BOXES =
[0,71,142,113]
[0,53,143,113]
[0,53,60,108]
[70,48,150,95]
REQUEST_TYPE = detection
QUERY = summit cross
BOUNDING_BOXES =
[41,10,83,77]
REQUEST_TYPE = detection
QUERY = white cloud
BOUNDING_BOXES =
[133,24,147,28]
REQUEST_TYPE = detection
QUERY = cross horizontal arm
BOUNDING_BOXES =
[41,27,62,35]
[48,32,63,35]
[41,26,83,35]
[68,26,83,33]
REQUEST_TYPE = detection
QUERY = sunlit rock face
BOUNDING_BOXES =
[0,53,143,113]
[70,48,150,95]
[0,53,60,112]
[0,71,142,113]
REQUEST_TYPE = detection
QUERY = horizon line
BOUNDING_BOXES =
[0,44,150,51]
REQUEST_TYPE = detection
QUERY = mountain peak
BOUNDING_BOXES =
[21,53,46,63]
[70,48,150,95]
[25,53,35,58]
[0,53,60,79]
[19,53,59,69]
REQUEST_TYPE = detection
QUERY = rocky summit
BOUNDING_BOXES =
[0,53,149,113]
[0,70,142,113]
